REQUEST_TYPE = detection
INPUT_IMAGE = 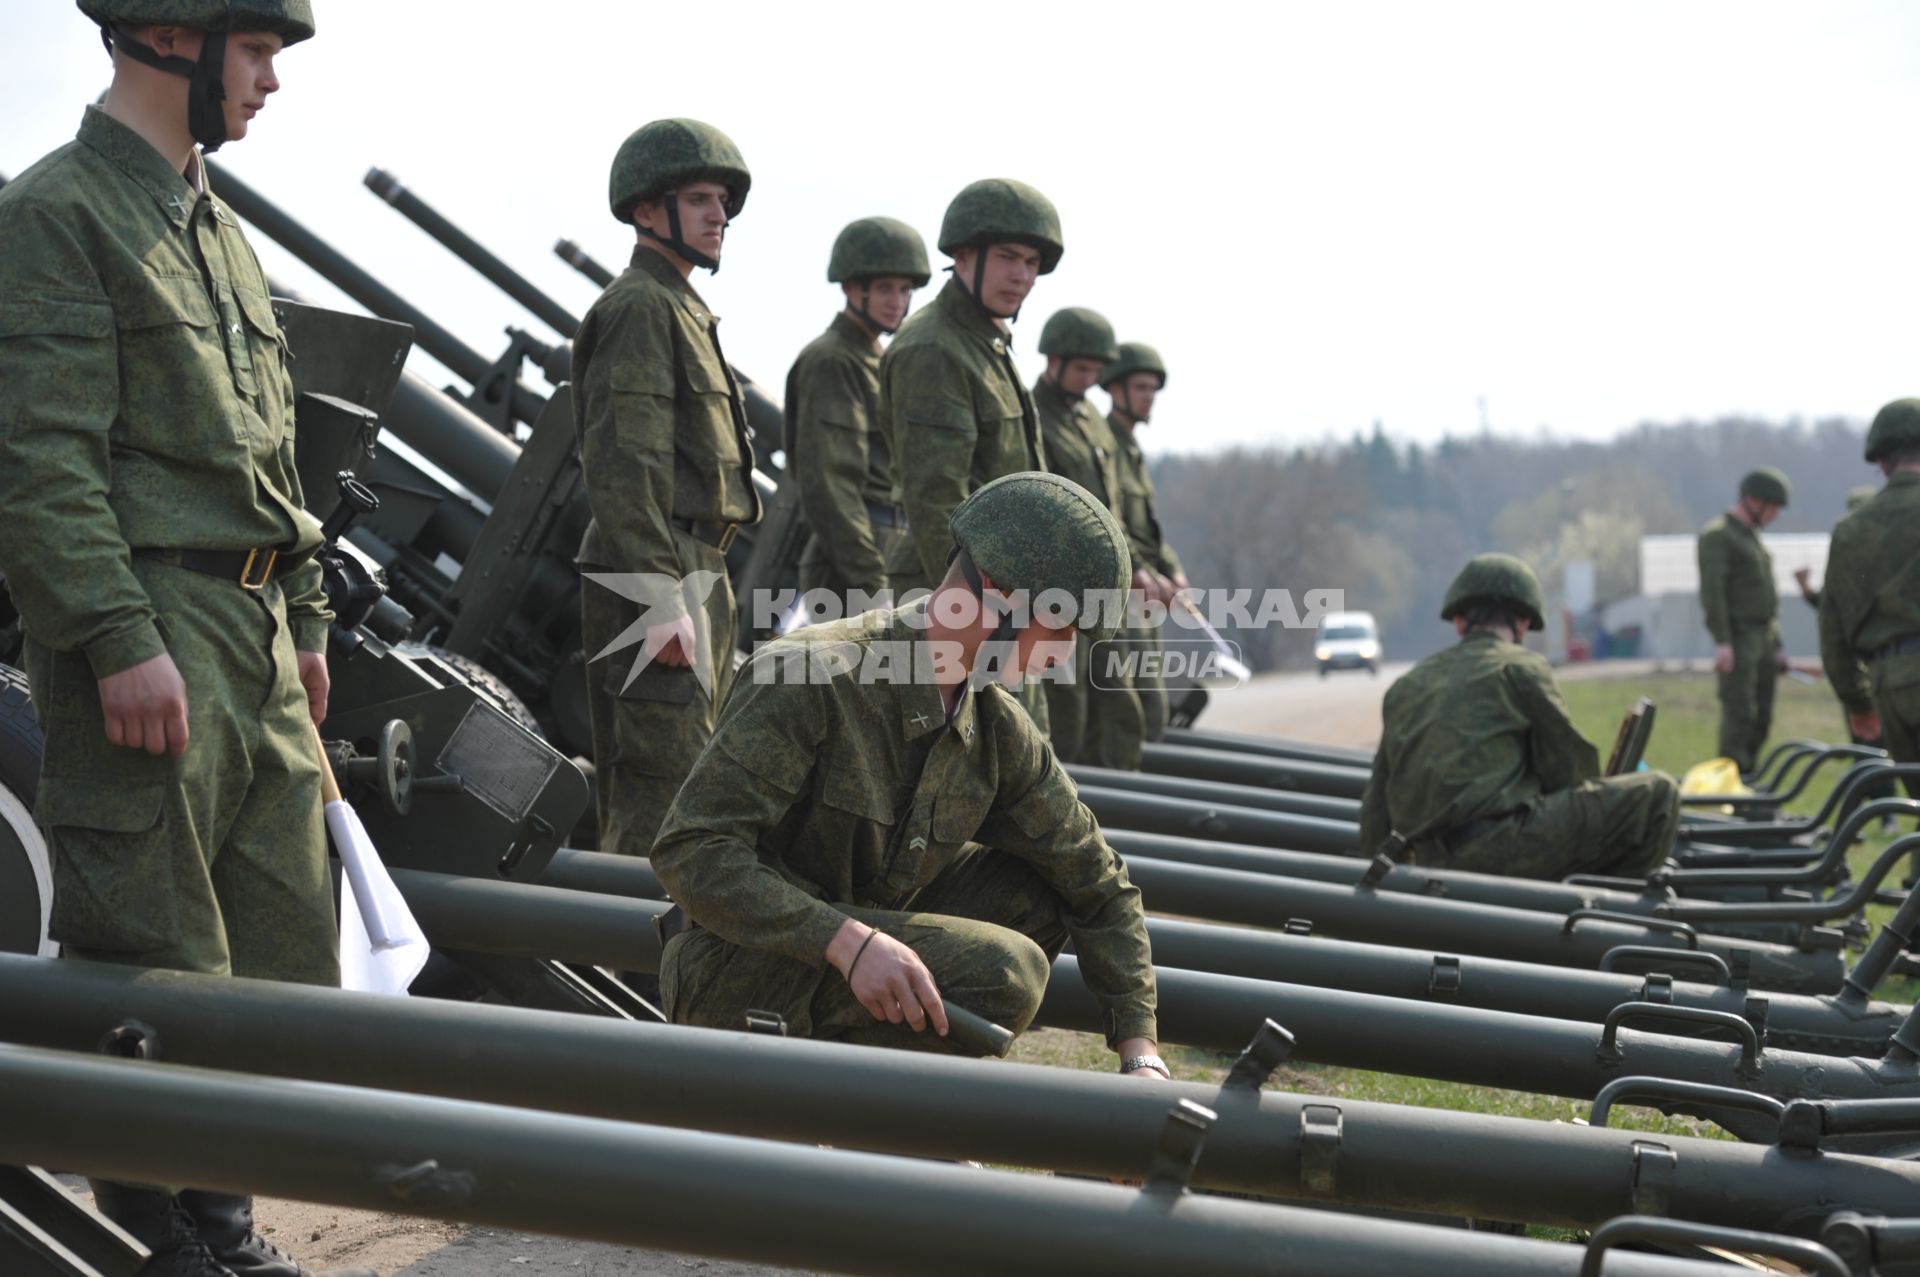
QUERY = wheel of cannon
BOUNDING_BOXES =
[396,641,545,739]
[0,663,54,957]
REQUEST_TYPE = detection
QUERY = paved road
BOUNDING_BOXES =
[1191,663,1411,749]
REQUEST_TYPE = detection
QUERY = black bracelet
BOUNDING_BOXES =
[845,928,880,982]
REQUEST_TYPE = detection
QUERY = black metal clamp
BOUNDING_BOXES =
[1143,1099,1216,1196]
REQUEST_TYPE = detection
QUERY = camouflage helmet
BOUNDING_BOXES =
[938,179,1064,274]
[1846,484,1878,513]
[78,0,315,42]
[1100,341,1167,389]
[827,217,931,286]
[608,118,750,225]
[1037,307,1119,362]
[1440,553,1546,630]
[951,472,1132,642]
[1865,398,1920,463]
[1739,467,1791,508]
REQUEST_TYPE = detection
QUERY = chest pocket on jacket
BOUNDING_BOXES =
[112,274,233,449]
[822,763,908,900]
[234,284,292,441]
[682,356,744,467]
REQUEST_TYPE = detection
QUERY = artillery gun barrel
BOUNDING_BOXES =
[1080,783,1360,853]
[2,956,1914,1238]
[1141,741,1371,798]
[2,1044,1737,1277]
[1161,726,1376,768]
[367,167,580,338]
[525,850,1889,1054]
[554,237,617,288]
[1068,762,1362,821]
[207,159,548,428]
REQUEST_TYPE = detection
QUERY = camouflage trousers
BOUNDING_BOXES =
[1717,623,1779,774]
[660,845,1066,1055]
[581,533,736,857]
[1132,624,1169,743]
[1872,652,1920,791]
[1431,771,1681,881]
[1045,631,1145,769]
[25,560,337,985]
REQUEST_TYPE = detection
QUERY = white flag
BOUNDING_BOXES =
[326,797,431,997]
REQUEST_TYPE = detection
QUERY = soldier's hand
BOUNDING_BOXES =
[98,653,190,758]
[1712,644,1735,675]
[296,651,330,725]
[1775,649,1790,672]
[645,615,697,670]
[1851,711,1883,742]
[826,919,948,1036]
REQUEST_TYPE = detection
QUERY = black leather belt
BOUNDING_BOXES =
[1878,635,1920,662]
[133,546,293,590]
[671,516,742,553]
[865,502,908,531]
[654,903,696,947]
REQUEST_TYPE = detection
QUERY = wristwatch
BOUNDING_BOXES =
[1119,1053,1169,1077]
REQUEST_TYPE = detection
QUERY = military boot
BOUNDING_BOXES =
[87,1180,238,1277]
[176,1191,378,1277]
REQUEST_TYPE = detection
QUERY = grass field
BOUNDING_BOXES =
[1012,666,1912,1226]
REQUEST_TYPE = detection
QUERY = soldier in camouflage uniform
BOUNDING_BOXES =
[1697,467,1791,773]
[1360,555,1680,880]
[574,119,764,856]
[784,217,929,606]
[879,178,1062,734]
[1822,401,1920,786]
[1031,307,1144,767]
[0,5,372,1275]
[655,473,1166,1080]
[1101,343,1188,742]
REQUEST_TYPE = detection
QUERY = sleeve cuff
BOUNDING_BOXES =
[84,620,168,681]
[1106,1009,1160,1049]
[290,615,331,654]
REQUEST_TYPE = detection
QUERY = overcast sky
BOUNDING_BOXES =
[7,1,1919,455]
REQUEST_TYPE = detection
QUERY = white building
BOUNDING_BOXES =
[1621,534,1829,662]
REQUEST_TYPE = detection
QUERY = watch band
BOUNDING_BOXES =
[1119,1053,1169,1076]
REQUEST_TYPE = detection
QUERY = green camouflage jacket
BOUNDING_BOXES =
[784,312,889,594]
[651,598,1157,1044]
[1359,631,1599,852]
[1108,414,1182,579]
[879,278,1046,590]
[0,107,328,676]
[572,246,761,613]
[1696,513,1778,643]
[1033,378,1120,510]
[1821,472,1920,714]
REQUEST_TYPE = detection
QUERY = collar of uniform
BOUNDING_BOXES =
[887,598,956,742]
[933,277,1012,350]
[829,310,879,350]
[1107,410,1141,443]
[76,106,197,231]
[1032,376,1084,418]
[1886,472,1920,490]
[627,243,715,322]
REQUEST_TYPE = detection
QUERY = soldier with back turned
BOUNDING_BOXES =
[1360,555,1680,880]
[0,3,371,1274]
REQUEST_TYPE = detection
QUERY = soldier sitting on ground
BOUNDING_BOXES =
[1359,554,1681,880]
[651,473,1167,1082]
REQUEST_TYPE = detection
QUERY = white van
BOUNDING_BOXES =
[1315,611,1381,677]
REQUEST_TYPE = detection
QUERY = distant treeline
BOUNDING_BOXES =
[1151,416,1869,669]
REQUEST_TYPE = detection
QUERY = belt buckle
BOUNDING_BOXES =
[239,547,277,590]
[715,523,740,554]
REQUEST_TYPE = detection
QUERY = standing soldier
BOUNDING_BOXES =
[1101,342,1188,742]
[1031,307,1142,767]
[1696,468,1790,774]
[575,118,763,856]
[784,217,929,609]
[1822,400,1920,779]
[0,5,372,1275]
[1360,555,1680,878]
[881,178,1062,732]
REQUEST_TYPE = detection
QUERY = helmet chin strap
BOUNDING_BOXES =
[968,245,1020,322]
[854,282,900,336]
[955,551,1022,690]
[108,24,230,152]
[639,190,724,273]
